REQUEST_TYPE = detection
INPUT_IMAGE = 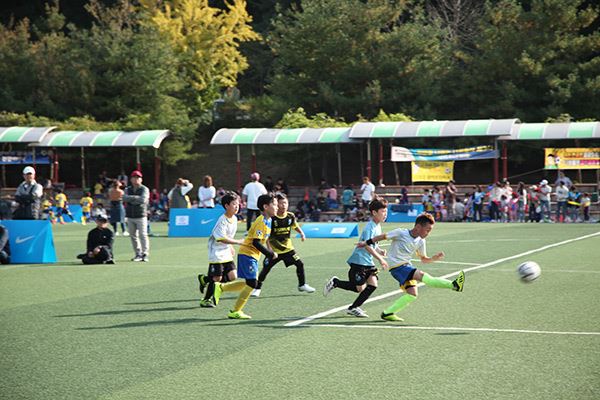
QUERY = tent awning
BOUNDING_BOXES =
[210,128,360,145]
[349,119,519,139]
[32,130,170,148]
[500,122,600,140]
[0,127,55,143]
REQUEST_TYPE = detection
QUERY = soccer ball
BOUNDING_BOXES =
[517,261,541,282]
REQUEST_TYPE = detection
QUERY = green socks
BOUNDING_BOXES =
[384,294,417,314]
[422,273,453,289]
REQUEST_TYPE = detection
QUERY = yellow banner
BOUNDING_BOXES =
[411,161,454,182]
[544,148,600,170]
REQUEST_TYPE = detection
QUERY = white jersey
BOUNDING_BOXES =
[385,228,427,267]
[208,214,238,263]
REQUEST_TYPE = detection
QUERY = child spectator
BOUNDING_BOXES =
[567,186,580,222]
[77,216,114,264]
[580,193,591,222]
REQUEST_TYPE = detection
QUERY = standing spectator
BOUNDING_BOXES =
[528,185,541,222]
[538,180,552,222]
[77,216,114,265]
[117,170,128,187]
[109,180,127,236]
[13,166,43,220]
[341,186,355,220]
[168,178,194,209]
[567,185,580,222]
[516,182,527,223]
[499,195,510,222]
[159,189,169,211]
[198,175,216,208]
[150,188,160,210]
[432,186,443,221]
[242,172,268,231]
[264,176,274,192]
[123,170,150,262]
[554,180,569,223]
[0,224,10,264]
[580,193,591,222]
[488,182,502,222]
[445,180,457,220]
[555,171,572,189]
[472,185,485,222]
[275,178,289,195]
[400,186,409,205]
[360,176,375,209]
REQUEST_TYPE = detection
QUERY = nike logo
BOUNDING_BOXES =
[15,235,35,244]
[200,219,215,225]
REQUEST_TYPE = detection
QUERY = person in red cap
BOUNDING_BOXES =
[123,170,150,261]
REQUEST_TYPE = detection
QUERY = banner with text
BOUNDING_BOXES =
[544,148,600,170]
[0,150,51,165]
[411,161,454,182]
[391,146,497,162]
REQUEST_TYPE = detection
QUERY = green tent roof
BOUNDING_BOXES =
[33,130,170,148]
[210,128,360,145]
[500,122,600,140]
[0,127,55,143]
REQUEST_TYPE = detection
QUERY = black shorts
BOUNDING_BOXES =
[267,250,300,268]
[207,261,236,278]
[348,263,378,286]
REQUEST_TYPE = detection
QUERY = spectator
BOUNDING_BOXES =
[400,186,409,205]
[499,195,509,223]
[150,188,160,209]
[242,172,268,231]
[580,193,591,222]
[472,185,485,222]
[93,180,104,200]
[14,166,43,220]
[168,178,194,209]
[341,186,355,219]
[445,180,457,220]
[159,189,169,211]
[275,178,289,195]
[318,178,330,192]
[327,185,338,209]
[432,185,443,221]
[555,171,572,189]
[0,224,10,264]
[488,182,502,222]
[77,216,114,264]
[198,175,216,208]
[454,196,465,222]
[538,180,552,222]
[360,176,375,208]
[567,185,580,222]
[516,182,527,223]
[528,185,541,222]
[555,180,569,223]
[109,180,127,236]
[117,170,128,187]
[316,190,329,212]
[264,176,274,192]
[123,170,150,262]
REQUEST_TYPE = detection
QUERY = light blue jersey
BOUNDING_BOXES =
[347,220,381,266]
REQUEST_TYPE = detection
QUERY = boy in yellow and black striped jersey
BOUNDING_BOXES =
[252,193,315,297]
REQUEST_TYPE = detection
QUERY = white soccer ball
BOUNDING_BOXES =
[517,261,541,282]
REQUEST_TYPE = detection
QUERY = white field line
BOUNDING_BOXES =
[285,231,600,327]
[309,324,600,336]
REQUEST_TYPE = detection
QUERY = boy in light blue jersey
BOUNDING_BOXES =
[323,198,389,318]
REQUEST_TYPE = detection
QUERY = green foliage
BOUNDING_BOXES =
[275,108,350,129]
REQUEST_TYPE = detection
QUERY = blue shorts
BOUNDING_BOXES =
[237,254,258,279]
[390,264,417,286]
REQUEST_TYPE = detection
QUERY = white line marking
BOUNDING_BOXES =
[308,324,600,336]
[285,231,600,327]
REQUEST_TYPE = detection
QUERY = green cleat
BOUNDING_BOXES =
[380,312,404,322]
[199,299,215,308]
[213,282,223,305]
[452,271,465,292]
[197,274,207,294]
[227,310,252,319]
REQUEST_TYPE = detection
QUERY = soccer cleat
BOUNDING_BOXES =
[323,276,338,297]
[123,231,130,237]
[115,232,120,236]
[199,299,215,308]
[380,312,404,322]
[298,284,316,293]
[452,271,465,292]
[251,289,261,297]
[228,310,252,319]
[213,282,223,305]
[197,274,207,294]
[141,254,149,262]
[347,307,369,318]
[132,255,143,262]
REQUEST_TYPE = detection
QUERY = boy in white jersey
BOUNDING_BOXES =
[323,198,389,318]
[357,213,465,321]
[198,193,244,307]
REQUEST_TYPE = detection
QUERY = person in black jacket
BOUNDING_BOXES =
[77,216,114,264]
[0,224,10,264]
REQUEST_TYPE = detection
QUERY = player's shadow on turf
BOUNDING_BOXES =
[54,305,199,318]
[124,299,199,305]
[77,317,283,330]
[252,294,308,300]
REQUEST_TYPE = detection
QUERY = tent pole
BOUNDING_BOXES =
[336,143,342,186]
[136,148,141,171]
[378,139,384,186]
[53,148,59,183]
[391,139,400,185]
[154,148,161,191]
[501,141,508,180]
[81,147,86,190]
[251,144,256,172]
[493,139,499,183]
[366,141,372,180]
[236,145,241,191]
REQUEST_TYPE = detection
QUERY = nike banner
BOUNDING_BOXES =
[385,204,425,223]
[298,223,359,239]
[0,220,57,263]
[168,206,225,237]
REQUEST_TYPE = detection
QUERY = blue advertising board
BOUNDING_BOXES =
[386,204,424,223]
[298,223,359,238]
[168,207,225,237]
[51,205,83,223]
[0,220,57,263]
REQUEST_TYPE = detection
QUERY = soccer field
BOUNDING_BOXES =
[1,222,599,400]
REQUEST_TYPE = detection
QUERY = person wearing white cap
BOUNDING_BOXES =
[538,179,552,222]
[14,166,43,220]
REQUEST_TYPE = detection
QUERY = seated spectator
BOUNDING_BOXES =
[327,185,339,209]
[316,190,329,211]
[275,178,289,195]
[77,216,114,264]
[454,197,465,222]
[0,224,10,264]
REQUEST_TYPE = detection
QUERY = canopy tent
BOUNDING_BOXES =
[211,128,360,188]
[0,126,55,143]
[500,122,600,140]
[348,119,519,184]
[30,130,171,190]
